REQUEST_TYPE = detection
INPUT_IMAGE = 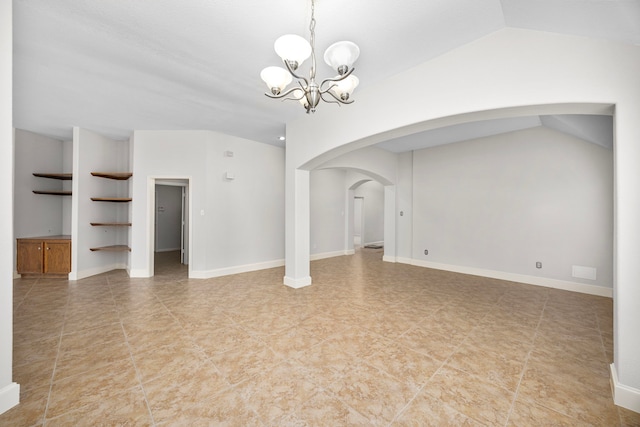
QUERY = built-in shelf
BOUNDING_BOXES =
[90,171,132,254]
[33,173,72,180]
[90,197,132,202]
[91,172,133,180]
[33,190,72,196]
[89,245,131,252]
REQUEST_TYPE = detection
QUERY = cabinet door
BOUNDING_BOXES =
[17,240,43,274]
[44,241,71,274]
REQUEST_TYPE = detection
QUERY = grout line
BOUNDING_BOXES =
[41,283,71,425]
[106,275,157,427]
[502,293,548,426]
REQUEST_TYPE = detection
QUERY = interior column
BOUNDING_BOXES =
[284,166,312,288]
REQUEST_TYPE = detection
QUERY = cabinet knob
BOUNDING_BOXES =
[46,247,50,250]
[38,247,41,250]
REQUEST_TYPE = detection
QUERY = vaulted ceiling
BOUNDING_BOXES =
[12,0,640,149]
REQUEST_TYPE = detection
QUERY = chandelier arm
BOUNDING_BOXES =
[319,67,355,90]
[321,90,354,105]
[283,60,309,87]
[264,86,306,100]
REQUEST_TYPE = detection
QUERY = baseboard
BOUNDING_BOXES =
[155,248,180,253]
[0,382,20,415]
[128,268,152,278]
[610,363,640,413]
[13,271,20,279]
[69,263,128,281]
[398,258,613,298]
[310,250,352,261]
[382,255,396,263]
[190,259,285,279]
[284,275,312,289]
[345,249,355,256]
[363,240,384,247]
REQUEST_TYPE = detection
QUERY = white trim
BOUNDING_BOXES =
[397,258,613,297]
[284,275,312,289]
[13,271,19,279]
[128,268,152,278]
[310,250,352,261]
[0,382,20,415]
[69,263,128,281]
[155,247,181,253]
[382,255,396,263]
[190,259,285,279]
[610,363,640,413]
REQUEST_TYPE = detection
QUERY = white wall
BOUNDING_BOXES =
[354,180,384,245]
[71,127,130,280]
[396,151,413,259]
[412,126,613,289]
[0,0,19,414]
[155,184,182,252]
[131,130,285,278]
[310,169,347,257]
[14,129,65,240]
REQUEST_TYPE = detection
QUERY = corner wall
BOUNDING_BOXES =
[0,0,20,414]
[130,130,285,278]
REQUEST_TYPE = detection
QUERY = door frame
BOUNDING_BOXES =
[147,177,192,277]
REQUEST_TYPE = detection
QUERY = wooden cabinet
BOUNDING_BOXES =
[17,236,71,277]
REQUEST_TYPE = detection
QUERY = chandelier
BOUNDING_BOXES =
[260,0,360,114]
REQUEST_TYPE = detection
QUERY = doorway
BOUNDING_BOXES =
[153,179,190,277]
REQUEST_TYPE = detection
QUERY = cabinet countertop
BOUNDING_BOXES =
[17,235,71,241]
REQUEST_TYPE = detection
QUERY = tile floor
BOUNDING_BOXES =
[3,249,640,426]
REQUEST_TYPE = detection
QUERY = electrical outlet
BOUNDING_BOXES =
[536,261,542,269]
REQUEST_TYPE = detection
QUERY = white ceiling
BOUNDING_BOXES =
[12,0,640,149]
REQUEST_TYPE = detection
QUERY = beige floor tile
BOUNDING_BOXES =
[279,390,370,426]
[0,385,48,426]
[422,365,514,425]
[45,385,152,426]
[507,399,582,426]
[46,357,139,419]
[446,340,529,391]
[366,341,442,391]
[392,390,484,426]
[4,249,631,426]
[397,326,462,361]
[327,361,416,426]
[236,360,321,423]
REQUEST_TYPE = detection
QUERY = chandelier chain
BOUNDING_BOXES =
[309,0,317,81]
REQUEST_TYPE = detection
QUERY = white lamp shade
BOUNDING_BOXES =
[331,75,359,98]
[260,66,293,93]
[292,89,308,107]
[324,41,360,73]
[274,34,312,67]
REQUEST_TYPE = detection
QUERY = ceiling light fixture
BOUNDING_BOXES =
[260,0,360,114]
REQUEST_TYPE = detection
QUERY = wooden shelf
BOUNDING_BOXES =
[90,197,132,202]
[90,222,131,227]
[91,172,132,180]
[90,245,131,252]
[33,190,72,196]
[33,173,72,180]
